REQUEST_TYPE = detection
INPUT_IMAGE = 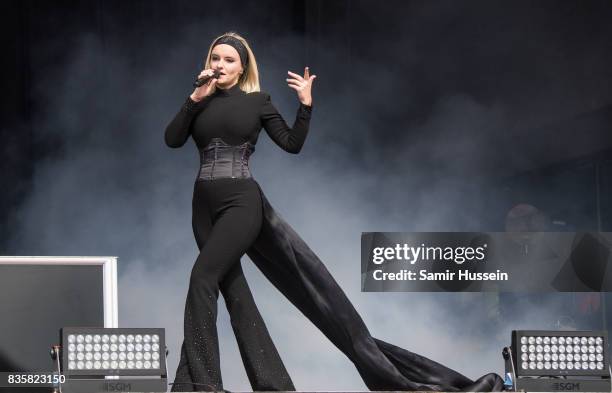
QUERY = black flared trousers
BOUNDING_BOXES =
[171,178,294,392]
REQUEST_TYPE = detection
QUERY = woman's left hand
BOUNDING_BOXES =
[287,67,316,106]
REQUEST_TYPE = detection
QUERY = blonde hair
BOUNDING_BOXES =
[204,32,260,93]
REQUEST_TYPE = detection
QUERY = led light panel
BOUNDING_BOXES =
[513,330,608,377]
[61,328,166,376]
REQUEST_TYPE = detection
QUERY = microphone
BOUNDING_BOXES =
[193,70,222,88]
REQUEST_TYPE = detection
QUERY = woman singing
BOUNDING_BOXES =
[165,32,502,392]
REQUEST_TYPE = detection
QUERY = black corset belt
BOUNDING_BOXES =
[197,138,255,180]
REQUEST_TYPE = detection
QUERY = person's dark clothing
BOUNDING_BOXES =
[165,84,503,392]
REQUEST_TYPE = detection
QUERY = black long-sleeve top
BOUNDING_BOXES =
[165,83,312,154]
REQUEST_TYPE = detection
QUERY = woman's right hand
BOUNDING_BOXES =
[190,69,218,102]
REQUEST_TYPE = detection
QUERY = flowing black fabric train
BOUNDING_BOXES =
[165,83,504,391]
[246,188,503,391]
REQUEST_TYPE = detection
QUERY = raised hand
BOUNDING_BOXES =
[286,66,317,106]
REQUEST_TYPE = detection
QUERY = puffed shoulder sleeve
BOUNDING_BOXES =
[260,93,312,154]
[164,96,207,148]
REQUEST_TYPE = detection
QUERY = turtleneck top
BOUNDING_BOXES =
[164,83,313,154]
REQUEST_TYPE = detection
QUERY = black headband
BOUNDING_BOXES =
[212,36,249,70]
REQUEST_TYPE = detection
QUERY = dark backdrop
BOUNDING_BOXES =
[2,0,612,240]
[1,0,612,389]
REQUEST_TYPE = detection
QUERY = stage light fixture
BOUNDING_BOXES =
[503,330,611,392]
[51,327,167,393]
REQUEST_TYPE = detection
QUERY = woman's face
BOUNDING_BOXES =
[210,44,244,88]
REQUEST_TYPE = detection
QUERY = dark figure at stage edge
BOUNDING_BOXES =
[164,31,503,392]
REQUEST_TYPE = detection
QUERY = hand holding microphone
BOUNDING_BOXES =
[190,69,222,102]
